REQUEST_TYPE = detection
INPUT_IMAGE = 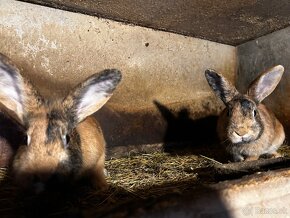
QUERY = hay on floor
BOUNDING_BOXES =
[0,144,288,217]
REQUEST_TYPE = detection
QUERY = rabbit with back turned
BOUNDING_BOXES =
[0,53,121,192]
[205,65,285,162]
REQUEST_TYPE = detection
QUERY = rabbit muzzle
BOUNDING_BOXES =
[231,131,253,143]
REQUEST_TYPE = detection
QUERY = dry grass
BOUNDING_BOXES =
[0,145,288,217]
[78,152,215,215]
[106,152,210,193]
[279,144,290,157]
[0,152,213,217]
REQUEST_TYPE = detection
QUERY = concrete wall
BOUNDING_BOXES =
[237,27,290,135]
[0,1,236,149]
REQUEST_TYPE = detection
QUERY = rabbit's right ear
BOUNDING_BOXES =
[248,65,284,103]
[63,69,122,127]
[0,54,43,125]
[205,69,239,104]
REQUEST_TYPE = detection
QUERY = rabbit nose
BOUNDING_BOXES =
[234,131,243,136]
[234,130,248,137]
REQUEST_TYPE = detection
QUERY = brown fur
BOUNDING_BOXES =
[0,53,121,192]
[217,100,285,161]
[13,108,107,190]
[0,112,24,167]
[76,116,107,189]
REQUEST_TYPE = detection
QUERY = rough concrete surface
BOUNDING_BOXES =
[93,167,290,217]
[237,26,290,136]
[0,0,236,146]
[19,0,290,45]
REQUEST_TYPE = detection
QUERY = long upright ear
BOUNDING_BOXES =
[248,65,284,103]
[205,69,239,105]
[0,54,43,125]
[63,69,122,125]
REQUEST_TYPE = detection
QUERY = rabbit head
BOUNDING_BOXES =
[0,53,121,191]
[205,65,285,161]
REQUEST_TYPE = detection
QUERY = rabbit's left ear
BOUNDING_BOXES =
[63,69,122,126]
[248,65,284,103]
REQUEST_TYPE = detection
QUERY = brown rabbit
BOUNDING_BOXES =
[205,65,285,162]
[0,53,121,192]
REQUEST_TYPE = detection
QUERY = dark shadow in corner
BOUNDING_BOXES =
[0,180,90,218]
[0,171,101,218]
[154,100,228,162]
[0,112,26,167]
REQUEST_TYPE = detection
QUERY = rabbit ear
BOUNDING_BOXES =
[63,69,122,126]
[0,54,43,125]
[205,69,239,105]
[248,65,284,103]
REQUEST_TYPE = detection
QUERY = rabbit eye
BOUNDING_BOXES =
[66,135,70,145]
[227,108,231,117]
[61,134,70,148]
[27,135,31,145]
[24,134,31,146]
[253,109,257,117]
